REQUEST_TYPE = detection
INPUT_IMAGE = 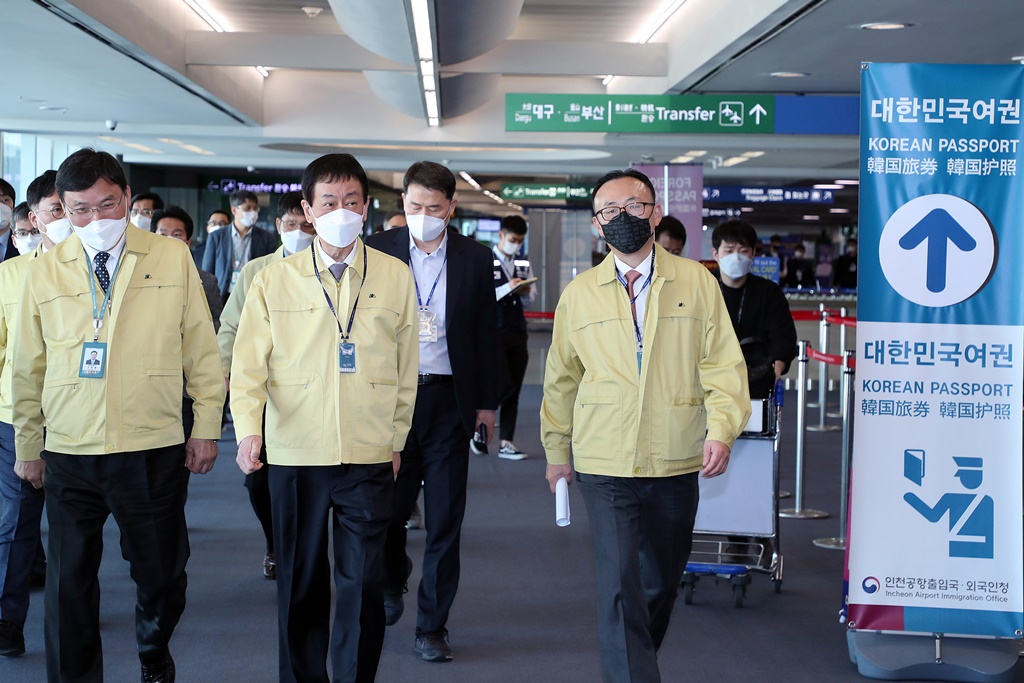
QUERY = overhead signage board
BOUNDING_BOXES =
[499,183,591,202]
[703,186,836,204]
[846,63,1024,641]
[506,94,859,135]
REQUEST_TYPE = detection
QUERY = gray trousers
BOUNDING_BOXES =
[577,472,699,683]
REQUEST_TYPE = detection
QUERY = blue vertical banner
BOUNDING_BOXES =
[847,64,1024,638]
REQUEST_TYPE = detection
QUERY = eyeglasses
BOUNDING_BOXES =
[37,205,66,220]
[280,219,312,231]
[65,193,126,220]
[593,201,655,222]
[130,207,155,218]
[14,228,40,239]
[207,220,229,227]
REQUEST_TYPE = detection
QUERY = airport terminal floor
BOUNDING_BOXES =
[3,329,1020,683]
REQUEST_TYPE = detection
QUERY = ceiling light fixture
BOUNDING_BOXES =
[830,208,850,214]
[813,183,844,190]
[182,0,229,32]
[255,65,270,78]
[719,156,750,167]
[410,0,440,127]
[670,156,694,163]
[1012,56,1024,64]
[834,179,859,185]
[459,171,482,190]
[860,22,911,30]
[741,151,765,158]
[301,6,323,18]
[603,0,688,86]
[770,71,808,78]
[802,215,821,221]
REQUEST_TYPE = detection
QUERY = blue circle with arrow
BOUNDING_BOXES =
[878,194,996,308]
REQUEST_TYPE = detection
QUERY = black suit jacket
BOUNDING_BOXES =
[3,233,18,262]
[201,225,278,299]
[365,227,499,436]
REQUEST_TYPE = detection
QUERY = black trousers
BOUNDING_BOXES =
[382,381,468,635]
[497,331,529,442]
[43,445,191,683]
[577,472,699,683]
[243,440,273,553]
[269,462,393,683]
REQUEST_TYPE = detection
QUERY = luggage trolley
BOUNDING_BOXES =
[681,388,784,608]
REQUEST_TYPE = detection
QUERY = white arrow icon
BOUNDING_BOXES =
[751,104,767,124]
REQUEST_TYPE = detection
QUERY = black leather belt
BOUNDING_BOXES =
[418,373,453,386]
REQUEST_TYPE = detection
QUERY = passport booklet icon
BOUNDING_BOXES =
[904,449,925,486]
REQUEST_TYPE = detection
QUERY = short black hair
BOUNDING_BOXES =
[26,170,58,209]
[277,191,304,219]
[55,148,127,199]
[655,215,686,246]
[592,169,657,210]
[403,161,456,200]
[130,192,164,210]
[712,219,758,250]
[12,202,31,225]
[500,215,527,236]
[229,189,258,207]
[0,178,15,202]
[301,153,368,205]
[383,210,405,223]
[208,209,230,222]
[152,205,195,240]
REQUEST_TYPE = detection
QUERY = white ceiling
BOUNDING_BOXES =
[2,0,1022,215]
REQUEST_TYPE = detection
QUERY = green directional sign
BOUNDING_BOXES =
[506,93,774,134]
[500,183,592,201]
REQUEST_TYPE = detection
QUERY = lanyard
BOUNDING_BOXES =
[616,251,655,348]
[86,248,124,342]
[311,243,366,341]
[411,252,447,309]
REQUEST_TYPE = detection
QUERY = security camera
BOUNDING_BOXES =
[246,165,256,173]
[105,120,117,131]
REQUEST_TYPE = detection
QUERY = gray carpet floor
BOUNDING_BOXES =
[2,383,1021,682]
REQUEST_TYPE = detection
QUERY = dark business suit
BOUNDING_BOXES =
[364,226,497,636]
[2,234,18,262]
[201,224,278,300]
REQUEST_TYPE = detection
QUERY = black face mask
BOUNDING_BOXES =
[601,212,652,255]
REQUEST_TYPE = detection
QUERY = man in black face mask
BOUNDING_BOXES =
[541,168,750,683]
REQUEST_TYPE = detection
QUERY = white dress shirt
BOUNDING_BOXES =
[409,231,451,375]
[613,246,655,347]
[314,236,357,272]
[82,229,128,287]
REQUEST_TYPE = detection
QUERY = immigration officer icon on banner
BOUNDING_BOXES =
[878,194,996,308]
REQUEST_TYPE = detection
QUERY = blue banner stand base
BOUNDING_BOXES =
[847,630,1020,683]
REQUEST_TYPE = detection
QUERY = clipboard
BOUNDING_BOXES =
[510,276,538,292]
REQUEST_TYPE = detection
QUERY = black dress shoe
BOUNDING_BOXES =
[0,620,25,657]
[141,653,175,683]
[383,588,404,626]
[263,552,276,580]
[414,629,452,662]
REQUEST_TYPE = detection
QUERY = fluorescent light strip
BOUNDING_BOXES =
[410,0,439,127]
[256,65,270,78]
[123,142,164,154]
[830,208,850,214]
[183,0,229,32]
[459,171,482,190]
[813,183,844,190]
[835,179,859,185]
[719,156,750,167]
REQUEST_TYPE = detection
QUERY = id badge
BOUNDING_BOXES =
[417,309,438,343]
[79,342,108,379]
[231,269,241,289]
[339,342,357,373]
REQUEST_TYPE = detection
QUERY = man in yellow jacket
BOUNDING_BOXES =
[541,168,750,683]
[217,191,315,581]
[231,153,418,683]
[12,149,224,683]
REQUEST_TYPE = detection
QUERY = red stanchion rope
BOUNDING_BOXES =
[825,314,857,327]
[524,311,556,320]
[790,310,820,321]
[807,346,855,369]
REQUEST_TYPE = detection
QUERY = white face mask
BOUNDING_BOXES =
[312,208,363,249]
[14,232,42,255]
[239,210,259,228]
[133,215,152,232]
[41,216,74,244]
[0,203,11,230]
[499,239,520,257]
[406,213,447,242]
[73,210,129,252]
[719,252,753,280]
[280,229,314,255]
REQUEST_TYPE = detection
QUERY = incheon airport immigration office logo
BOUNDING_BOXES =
[862,577,881,594]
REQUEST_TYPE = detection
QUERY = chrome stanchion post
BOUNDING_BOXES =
[781,340,829,519]
[813,349,855,547]
[827,307,847,417]
[809,305,840,432]
[807,304,824,408]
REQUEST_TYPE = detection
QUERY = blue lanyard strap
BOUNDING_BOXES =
[411,253,447,309]
[311,243,366,341]
[86,248,124,342]
[616,251,655,347]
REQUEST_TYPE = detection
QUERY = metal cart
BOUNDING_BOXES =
[681,389,784,608]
